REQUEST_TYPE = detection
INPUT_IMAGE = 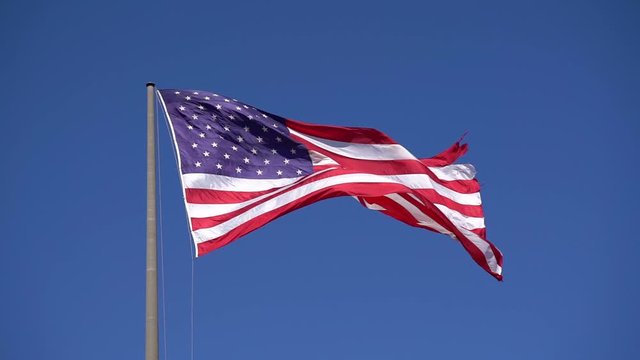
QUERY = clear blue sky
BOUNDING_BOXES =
[1,1,638,359]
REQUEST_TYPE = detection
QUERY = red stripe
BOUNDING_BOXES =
[419,141,468,167]
[190,178,418,231]
[194,176,502,280]
[286,118,398,144]
[358,193,486,235]
[188,165,484,231]
[189,187,484,231]
[186,181,483,218]
[469,228,486,240]
[196,181,417,254]
[413,189,484,218]
[294,134,481,194]
[357,194,451,234]
[186,187,276,204]
[351,192,500,280]
[387,191,501,280]
[189,168,348,229]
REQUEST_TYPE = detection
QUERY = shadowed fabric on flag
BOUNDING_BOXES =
[158,89,504,280]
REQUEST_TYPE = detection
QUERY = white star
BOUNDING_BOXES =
[193,92,199,95]
[224,126,230,131]
[235,167,242,173]
[244,126,250,132]
[187,125,193,130]
[248,115,253,120]
[206,124,212,130]
[213,93,219,97]
[198,105,204,110]
[174,91,180,95]
[223,153,230,159]
[236,106,242,111]
[261,114,268,118]
[211,142,218,148]
[276,137,282,142]
[212,114,217,120]
[236,136,244,142]
[199,133,205,138]
[185,96,191,100]
[231,146,238,151]
[251,148,258,155]
[256,169,263,175]
[192,114,198,120]
[256,136,263,143]
[263,159,270,165]
[243,105,249,109]
[228,115,235,120]
[216,163,223,169]
[195,161,201,167]
[262,126,268,132]
[276,170,283,176]
[271,149,277,154]
[290,148,297,154]
[296,169,303,175]
[215,104,222,110]
[272,123,278,128]
[283,159,290,164]
[224,99,230,102]
[204,96,210,100]
[243,157,250,164]
[191,143,198,148]
[232,99,238,101]
[179,106,186,111]
[203,151,210,157]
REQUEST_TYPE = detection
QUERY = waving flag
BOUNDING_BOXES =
[158,89,503,280]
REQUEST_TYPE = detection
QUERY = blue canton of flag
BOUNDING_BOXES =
[159,90,313,179]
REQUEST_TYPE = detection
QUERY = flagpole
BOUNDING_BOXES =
[145,82,159,360]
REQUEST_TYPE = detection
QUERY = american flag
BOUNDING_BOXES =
[158,89,503,280]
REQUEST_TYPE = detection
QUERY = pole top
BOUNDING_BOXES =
[146,82,156,88]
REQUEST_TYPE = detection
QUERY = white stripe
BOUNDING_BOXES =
[183,173,302,191]
[185,173,479,207]
[359,197,387,211]
[308,150,339,166]
[186,168,336,218]
[390,174,481,205]
[400,189,498,273]
[428,164,476,181]
[405,192,486,230]
[192,173,401,242]
[289,128,479,205]
[434,204,485,230]
[289,128,416,161]
[187,171,482,220]
[384,194,454,237]
[192,172,475,242]
[190,171,501,275]
[411,185,497,272]
[386,194,499,274]
[457,226,501,274]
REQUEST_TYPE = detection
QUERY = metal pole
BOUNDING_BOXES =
[145,82,158,360]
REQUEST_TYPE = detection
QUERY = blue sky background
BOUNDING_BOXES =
[1,0,639,359]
